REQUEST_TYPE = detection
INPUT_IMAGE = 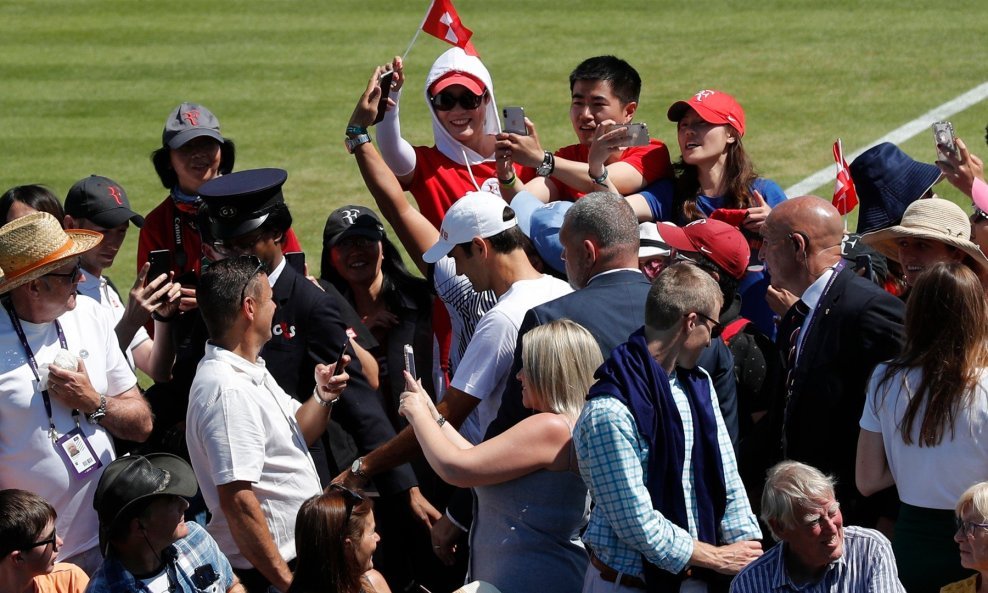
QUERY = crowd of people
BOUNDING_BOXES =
[3,46,988,593]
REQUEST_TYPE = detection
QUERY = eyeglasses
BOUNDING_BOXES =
[329,483,365,524]
[692,311,724,339]
[45,261,83,283]
[239,256,265,304]
[956,518,988,538]
[211,229,267,258]
[335,236,378,250]
[972,208,988,223]
[22,527,57,551]
[430,90,487,112]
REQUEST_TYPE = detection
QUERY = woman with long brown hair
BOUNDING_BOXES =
[857,262,988,592]
[288,487,390,593]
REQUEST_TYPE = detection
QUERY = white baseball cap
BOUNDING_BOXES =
[423,192,517,263]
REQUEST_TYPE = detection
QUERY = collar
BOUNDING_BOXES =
[586,268,643,285]
[799,266,837,311]
[204,342,269,386]
[773,540,847,591]
[76,273,105,301]
[266,257,287,287]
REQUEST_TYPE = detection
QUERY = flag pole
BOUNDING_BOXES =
[403,0,435,60]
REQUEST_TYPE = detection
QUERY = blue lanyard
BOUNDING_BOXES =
[2,297,72,440]
[796,259,846,360]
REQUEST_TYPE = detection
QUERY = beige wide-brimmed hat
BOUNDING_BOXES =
[0,212,102,294]
[861,197,988,274]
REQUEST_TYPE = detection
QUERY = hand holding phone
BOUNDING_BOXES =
[373,70,395,125]
[502,107,527,135]
[333,341,349,376]
[933,121,958,162]
[403,344,417,380]
[146,250,171,286]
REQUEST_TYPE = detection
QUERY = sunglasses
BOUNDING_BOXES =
[693,311,724,339]
[329,483,365,524]
[972,208,988,223]
[45,261,83,283]
[956,518,988,538]
[430,90,487,112]
[239,255,265,304]
[22,527,57,551]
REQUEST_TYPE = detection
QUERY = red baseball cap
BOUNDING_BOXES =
[667,89,746,137]
[656,218,750,280]
[429,71,486,97]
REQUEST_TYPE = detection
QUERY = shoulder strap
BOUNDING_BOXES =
[720,317,751,344]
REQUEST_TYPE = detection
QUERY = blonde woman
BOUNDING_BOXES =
[399,319,602,593]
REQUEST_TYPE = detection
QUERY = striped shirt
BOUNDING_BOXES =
[575,370,760,580]
[730,526,905,593]
[432,255,497,376]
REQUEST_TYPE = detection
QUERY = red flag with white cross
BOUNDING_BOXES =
[420,0,478,56]
[832,139,858,215]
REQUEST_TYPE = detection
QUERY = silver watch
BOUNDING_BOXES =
[86,394,107,425]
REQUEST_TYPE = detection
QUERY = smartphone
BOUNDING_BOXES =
[602,122,650,146]
[932,121,957,161]
[373,70,395,125]
[502,106,527,135]
[403,344,417,379]
[146,250,171,286]
[284,252,305,274]
[332,341,348,376]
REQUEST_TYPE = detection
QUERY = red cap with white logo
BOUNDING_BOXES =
[667,89,746,137]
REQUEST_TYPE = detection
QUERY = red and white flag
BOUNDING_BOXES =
[832,139,858,215]
[420,0,478,56]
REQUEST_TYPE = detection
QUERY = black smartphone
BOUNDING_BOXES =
[146,250,171,286]
[333,341,349,376]
[373,70,395,125]
[284,252,305,274]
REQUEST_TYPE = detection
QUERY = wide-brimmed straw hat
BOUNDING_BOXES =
[0,212,102,294]
[860,197,988,273]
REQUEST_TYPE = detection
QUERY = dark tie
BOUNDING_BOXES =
[781,300,810,455]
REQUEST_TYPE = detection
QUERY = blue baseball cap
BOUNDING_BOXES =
[510,191,571,275]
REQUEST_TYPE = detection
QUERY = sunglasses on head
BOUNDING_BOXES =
[329,483,365,524]
[430,90,487,112]
[239,255,265,304]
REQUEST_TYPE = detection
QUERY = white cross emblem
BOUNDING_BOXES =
[439,12,459,44]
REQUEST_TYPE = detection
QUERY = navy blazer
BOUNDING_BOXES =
[262,264,416,495]
[779,266,904,524]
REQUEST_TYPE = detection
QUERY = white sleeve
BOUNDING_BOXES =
[376,87,417,177]
[449,310,515,401]
[859,364,887,432]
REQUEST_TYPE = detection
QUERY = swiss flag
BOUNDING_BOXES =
[420,0,478,56]
[832,139,858,215]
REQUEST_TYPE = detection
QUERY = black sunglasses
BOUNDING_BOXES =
[693,311,724,339]
[430,90,487,112]
[22,527,57,551]
[45,261,83,283]
[972,208,988,223]
[329,483,365,524]
[239,255,265,304]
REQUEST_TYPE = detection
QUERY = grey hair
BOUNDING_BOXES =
[563,191,639,252]
[760,461,836,540]
[956,481,988,521]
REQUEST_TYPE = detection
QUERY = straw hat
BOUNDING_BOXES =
[860,197,988,273]
[0,212,102,294]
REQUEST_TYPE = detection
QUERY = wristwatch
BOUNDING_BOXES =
[86,394,107,425]
[536,150,555,177]
[344,133,371,154]
[312,386,339,408]
[350,456,368,479]
[589,167,609,186]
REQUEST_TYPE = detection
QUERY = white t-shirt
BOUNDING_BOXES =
[186,343,322,569]
[451,274,572,443]
[860,363,988,509]
[0,296,137,559]
[433,256,497,376]
[77,273,151,371]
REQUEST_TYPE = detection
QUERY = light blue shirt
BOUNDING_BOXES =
[574,370,760,580]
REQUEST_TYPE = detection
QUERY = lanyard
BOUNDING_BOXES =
[2,298,73,441]
[796,259,846,362]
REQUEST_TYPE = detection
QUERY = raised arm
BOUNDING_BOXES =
[374,56,418,186]
[349,66,438,276]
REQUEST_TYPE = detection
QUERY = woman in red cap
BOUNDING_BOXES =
[667,89,787,336]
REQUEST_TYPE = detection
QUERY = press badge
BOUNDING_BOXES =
[55,428,102,479]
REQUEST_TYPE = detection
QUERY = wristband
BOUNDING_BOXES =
[498,173,516,187]
[346,124,368,136]
[589,167,609,186]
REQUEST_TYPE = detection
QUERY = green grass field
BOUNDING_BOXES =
[1,0,987,291]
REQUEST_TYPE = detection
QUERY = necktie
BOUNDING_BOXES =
[781,300,810,455]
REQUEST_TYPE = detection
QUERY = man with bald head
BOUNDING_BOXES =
[759,196,904,527]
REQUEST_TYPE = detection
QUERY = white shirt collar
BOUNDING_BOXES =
[800,266,836,310]
[266,256,287,287]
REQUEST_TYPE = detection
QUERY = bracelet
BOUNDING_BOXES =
[346,124,368,136]
[498,173,516,187]
[436,415,447,427]
[151,311,177,323]
[589,167,609,186]
[313,387,340,408]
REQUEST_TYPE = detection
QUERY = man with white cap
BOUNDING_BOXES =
[340,191,571,487]
[0,212,152,575]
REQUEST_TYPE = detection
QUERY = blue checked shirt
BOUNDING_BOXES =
[574,370,761,580]
[730,526,905,592]
[86,521,237,593]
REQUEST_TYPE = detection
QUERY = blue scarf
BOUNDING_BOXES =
[589,327,727,592]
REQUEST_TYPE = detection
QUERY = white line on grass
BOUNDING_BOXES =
[785,81,988,197]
